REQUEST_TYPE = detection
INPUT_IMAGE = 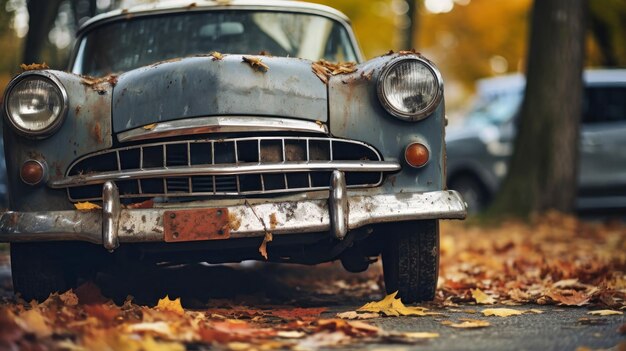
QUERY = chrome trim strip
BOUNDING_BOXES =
[117,116,329,142]
[0,190,467,246]
[50,161,401,188]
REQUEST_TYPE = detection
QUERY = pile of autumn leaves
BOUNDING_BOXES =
[437,211,626,309]
[0,212,624,350]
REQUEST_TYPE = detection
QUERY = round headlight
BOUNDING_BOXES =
[5,74,67,137]
[377,57,443,121]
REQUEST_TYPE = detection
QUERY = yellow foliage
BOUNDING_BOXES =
[156,295,185,315]
[74,202,102,211]
[357,291,430,317]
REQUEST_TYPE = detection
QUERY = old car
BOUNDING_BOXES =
[1,0,466,302]
[447,70,626,213]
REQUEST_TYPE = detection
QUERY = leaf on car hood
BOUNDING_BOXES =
[210,51,224,61]
[242,56,269,72]
[74,202,102,211]
[357,291,432,317]
[311,60,357,84]
[156,295,184,315]
[143,123,158,131]
[20,62,49,71]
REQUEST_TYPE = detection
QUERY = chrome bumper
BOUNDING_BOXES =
[0,175,466,250]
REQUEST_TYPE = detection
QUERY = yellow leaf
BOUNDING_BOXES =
[481,308,525,317]
[17,309,52,337]
[74,202,102,210]
[143,123,158,130]
[357,291,429,317]
[126,321,174,337]
[210,51,224,60]
[156,295,184,315]
[471,288,497,304]
[446,318,490,328]
[587,310,622,316]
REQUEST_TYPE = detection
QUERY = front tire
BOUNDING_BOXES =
[11,243,99,301]
[382,220,439,303]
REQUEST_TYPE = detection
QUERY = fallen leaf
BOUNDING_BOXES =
[317,319,380,336]
[242,56,269,72]
[311,60,357,84]
[336,311,379,320]
[126,321,174,337]
[587,310,622,316]
[481,308,525,317]
[59,290,79,306]
[399,331,440,339]
[277,330,306,339]
[74,202,102,210]
[20,62,49,71]
[446,319,490,328]
[544,290,591,306]
[471,288,497,304]
[156,295,184,315]
[143,123,158,130]
[269,307,326,321]
[16,309,52,337]
[358,291,429,316]
[553,279,580,289]
[259,231,272,260]
[210,51,224,60]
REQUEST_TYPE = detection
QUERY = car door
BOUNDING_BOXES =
[578,84,626,209]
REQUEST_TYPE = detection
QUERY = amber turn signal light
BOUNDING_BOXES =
[20,159,46,185]
[404,143,429,168]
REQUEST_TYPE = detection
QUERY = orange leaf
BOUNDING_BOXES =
[156,295,184,315]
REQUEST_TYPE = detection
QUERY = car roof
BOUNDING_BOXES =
[476,69,626,97]
[78,0,351,35]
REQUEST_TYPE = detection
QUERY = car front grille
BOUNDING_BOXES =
[64,136,391,202]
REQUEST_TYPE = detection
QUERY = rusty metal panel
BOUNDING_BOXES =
[163,208,230,242]
[112,55,328,132]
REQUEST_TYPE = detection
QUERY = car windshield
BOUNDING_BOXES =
[72,10,359,76]
[464,91,523,127]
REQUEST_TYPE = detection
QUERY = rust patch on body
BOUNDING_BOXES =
[91,122,103,144]
[163,208,230,242]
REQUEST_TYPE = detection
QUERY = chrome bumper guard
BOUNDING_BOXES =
[0,173,467,250]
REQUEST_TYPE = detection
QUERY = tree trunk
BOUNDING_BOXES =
[23,0,63,64]
[404,0,419,49]
[488,0,586,218]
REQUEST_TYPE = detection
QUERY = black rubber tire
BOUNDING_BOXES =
[382,220,439,303]
[11,243,88,301]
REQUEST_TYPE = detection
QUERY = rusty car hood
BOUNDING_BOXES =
[112,55,327,133]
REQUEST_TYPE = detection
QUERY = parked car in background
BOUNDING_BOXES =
[446,70,626,213]
[0,0,465,301]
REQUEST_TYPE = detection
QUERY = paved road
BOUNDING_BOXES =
[0,252,623,350]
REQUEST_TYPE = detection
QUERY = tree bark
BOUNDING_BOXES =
[23,0,63,64]
[488,0,586,217]
[404,0,419,49]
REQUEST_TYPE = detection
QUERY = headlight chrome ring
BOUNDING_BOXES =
[377,56,444,122]
[4,71,68,139]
